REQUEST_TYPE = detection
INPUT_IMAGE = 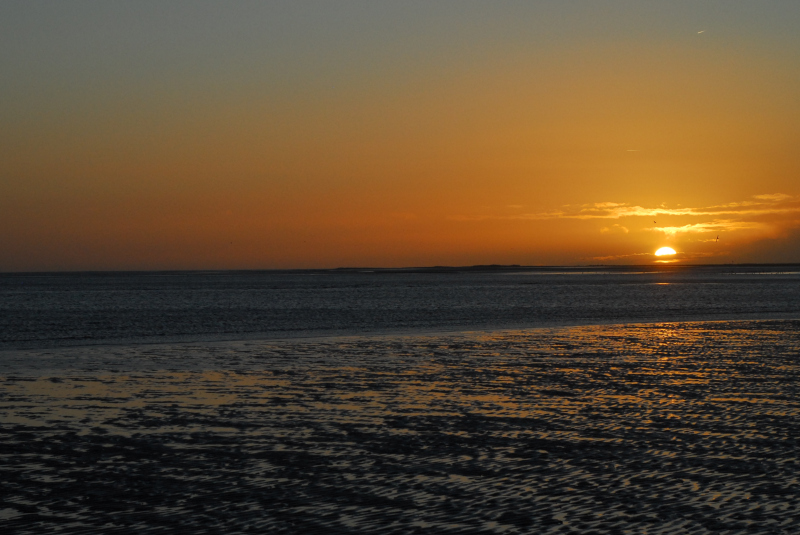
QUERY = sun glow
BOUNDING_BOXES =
[655,247,677,256]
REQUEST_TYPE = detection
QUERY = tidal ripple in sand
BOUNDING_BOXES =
[1,320,799,533]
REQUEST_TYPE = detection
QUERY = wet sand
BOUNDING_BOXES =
[2,320,799,533]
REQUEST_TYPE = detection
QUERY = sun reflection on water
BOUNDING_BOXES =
[1,320,799,532]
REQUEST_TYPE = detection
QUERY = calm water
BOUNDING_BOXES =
[2,265,800,349]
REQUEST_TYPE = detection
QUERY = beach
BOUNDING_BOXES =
[2,319,799,533]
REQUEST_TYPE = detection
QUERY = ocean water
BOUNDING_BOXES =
[2,265,799,349]
[2,266,800,533]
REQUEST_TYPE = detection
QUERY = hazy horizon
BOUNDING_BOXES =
[4,261,800,275]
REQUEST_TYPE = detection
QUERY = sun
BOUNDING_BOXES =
[655,247,677,256]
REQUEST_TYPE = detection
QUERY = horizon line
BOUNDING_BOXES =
[3,262,800,276]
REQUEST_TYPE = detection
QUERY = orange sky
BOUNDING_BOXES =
[2,2,800,270]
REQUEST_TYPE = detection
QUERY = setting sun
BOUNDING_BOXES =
[655,247,677,257]
[1,2,799,272]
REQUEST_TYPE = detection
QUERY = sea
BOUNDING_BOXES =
[3,264,800,349]
[2,265,800,533]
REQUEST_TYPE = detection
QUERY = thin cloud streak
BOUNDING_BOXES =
[449,194,800,261]
[648,220,767,236]
[514,195,800,221]
[754,193,792,202]
[449,195,800,227]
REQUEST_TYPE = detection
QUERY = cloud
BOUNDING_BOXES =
[446,192,800,263]
[754,193,792,202]
[450,195,800,243]
[518,194,800,220]
[648,219,768,235]
[600,224,629,234]
[519,193,800,219]
[592,202,625,209]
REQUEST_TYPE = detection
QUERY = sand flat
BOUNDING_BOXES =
[1,320,799,533]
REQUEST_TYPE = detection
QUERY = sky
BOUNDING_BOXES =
[2,0,800,270]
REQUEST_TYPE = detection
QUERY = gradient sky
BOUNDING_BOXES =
[2,1,800,270]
